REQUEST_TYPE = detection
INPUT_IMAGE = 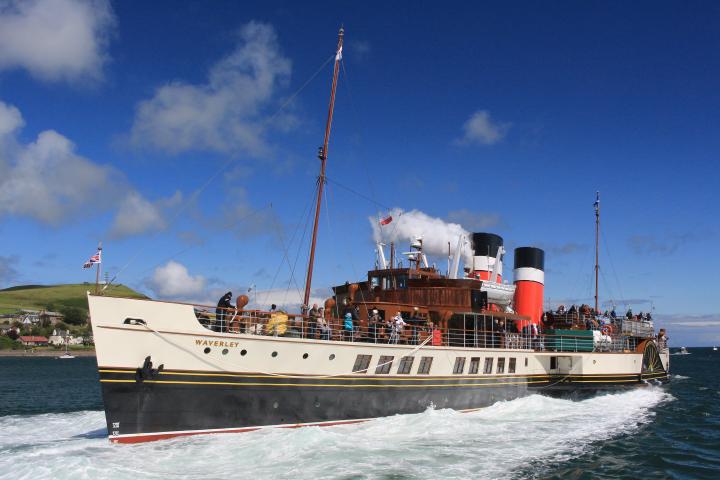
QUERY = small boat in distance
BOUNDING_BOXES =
[57,341,75,359]
[678,347,689,355]
[713,346,718,351]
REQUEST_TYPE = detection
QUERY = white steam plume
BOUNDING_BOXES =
[370,208,472,265]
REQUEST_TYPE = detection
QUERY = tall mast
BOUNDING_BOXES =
[303,27,344,308]
[594,191,600,313]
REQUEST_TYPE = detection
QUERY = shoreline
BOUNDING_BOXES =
[0,349,96,357]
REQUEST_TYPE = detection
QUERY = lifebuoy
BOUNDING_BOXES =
[601,325,612,335]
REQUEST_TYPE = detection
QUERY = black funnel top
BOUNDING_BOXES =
[471,233,503,257]
[514,247,545,270]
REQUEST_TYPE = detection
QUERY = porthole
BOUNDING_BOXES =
[303,353,309,359]
[273,402,279,409]
[222,348,229,355]
[240,349,247,356]
[329,354,335,360]
[271,351,278,357]
[593,360,597,364]
[314,401,320,408]
[203,347,211,354]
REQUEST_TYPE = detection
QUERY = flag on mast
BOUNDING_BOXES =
[379,215,393,226]
[82,249,102,269]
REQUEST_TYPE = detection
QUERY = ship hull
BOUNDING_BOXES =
[100,369,532,443]
[99,368,667,443]
[88,295,669,443]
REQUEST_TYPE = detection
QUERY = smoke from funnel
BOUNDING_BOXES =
[370,208,472,264]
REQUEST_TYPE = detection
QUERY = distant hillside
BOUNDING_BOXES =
[0,283,149,315]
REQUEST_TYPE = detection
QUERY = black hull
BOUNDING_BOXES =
[98,368,668,443]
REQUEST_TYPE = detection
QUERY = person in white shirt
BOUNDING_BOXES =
[390,312,406,344]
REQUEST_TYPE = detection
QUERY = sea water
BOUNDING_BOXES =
[0,351,717,479]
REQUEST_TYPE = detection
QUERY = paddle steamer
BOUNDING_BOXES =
[88,28,669,444]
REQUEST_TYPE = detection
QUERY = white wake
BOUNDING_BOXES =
[0,388,673,480]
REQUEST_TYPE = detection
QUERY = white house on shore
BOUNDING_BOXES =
[48,329,83,346]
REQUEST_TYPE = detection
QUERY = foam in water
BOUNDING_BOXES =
[0,388,673,480]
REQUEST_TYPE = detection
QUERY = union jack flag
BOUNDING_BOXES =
[82,250,102,269]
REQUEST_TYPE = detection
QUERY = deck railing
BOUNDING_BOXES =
[191,305,653,353]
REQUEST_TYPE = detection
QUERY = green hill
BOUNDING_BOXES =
[0,283,149,315]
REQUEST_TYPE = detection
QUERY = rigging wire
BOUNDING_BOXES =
[339,58,381,209]
[601,227,626,305]
[338,58,401,248]
[325,176,391,210]
[263,186,315,307]
[130,203,274,280]
[324,182,371,309]
[281,181,317,306]
[325,175,404,263]
[103,54,336,292]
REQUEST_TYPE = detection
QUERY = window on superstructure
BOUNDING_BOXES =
[497,357,506,374]
[352,354,372,373]
[508,358,516,373]
[550,356,557,370]
[483,357,494,374]
[375,355,394,374]
[453,357,466,374]
[469,357,480,374]
[417,356,433,374]
[397,356,414,374]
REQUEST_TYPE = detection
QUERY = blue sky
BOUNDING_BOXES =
[0,0,718,345]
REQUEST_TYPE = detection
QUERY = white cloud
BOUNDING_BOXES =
[109,190,182,239]
[0,100,123,223]
[0,101,23,136]
[0,99,177,238]
[129,21,292,155]
[455,110,510,146]
[0,0,115,83]
[148,261,206,298]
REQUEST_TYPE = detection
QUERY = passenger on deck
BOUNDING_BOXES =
[215,292,233,332]
[610,308,617,319]
[317,308,330,340]
[270,304,277,313]
[308,304,321,339]
[369,309,383,343]
[390,312,406,344]
[557,305,566,314]
[626,308,633,319]
[343,312,355,341]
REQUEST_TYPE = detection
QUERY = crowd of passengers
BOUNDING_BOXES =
[546,304,653,329]
[204,292,547,347]
[204,292,661,348]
